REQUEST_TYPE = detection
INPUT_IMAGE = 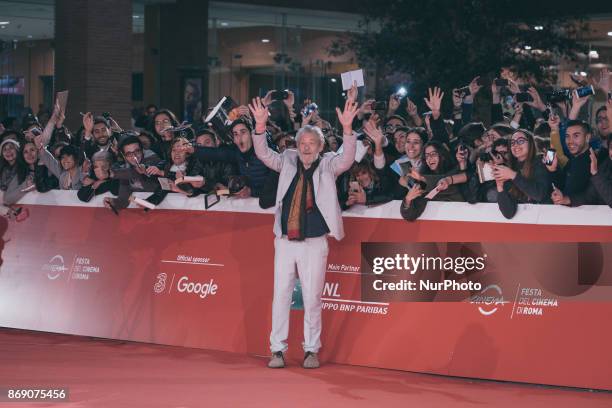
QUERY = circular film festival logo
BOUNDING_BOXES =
[43,255,69,280]
[470,284,507,316]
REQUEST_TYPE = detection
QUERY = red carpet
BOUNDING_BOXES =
[0,328,610,408]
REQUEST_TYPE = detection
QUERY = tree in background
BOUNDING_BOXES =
[330,0,590,116]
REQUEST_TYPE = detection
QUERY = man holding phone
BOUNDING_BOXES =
[546,120,593,203]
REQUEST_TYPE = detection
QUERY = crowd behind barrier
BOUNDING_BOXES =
[1,68,611,225]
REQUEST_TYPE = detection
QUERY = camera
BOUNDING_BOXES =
[302,103,318,117]
[547,89,571,103]
[457,86,471,98]
[574,85,595,99]
[515,92,533,103]
[494,78,509,87]
[228,175,249,194]
[370,101,388,111]
[271,90,289,101]
[479,151,492,162]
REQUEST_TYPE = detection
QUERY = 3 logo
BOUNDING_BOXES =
[154,273,167,294]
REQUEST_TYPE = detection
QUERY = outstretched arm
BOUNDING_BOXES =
[330,99,360,176]
[249,97,283,173]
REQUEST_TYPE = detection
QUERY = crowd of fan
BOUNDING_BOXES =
[0,67,610,222]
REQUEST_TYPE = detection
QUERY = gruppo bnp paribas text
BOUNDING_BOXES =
[371,253,487,292]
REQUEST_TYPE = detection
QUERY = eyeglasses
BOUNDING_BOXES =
[492,149,510,156]
[510,138,528,146]
[124,149,142,158]
[424,152,439,159]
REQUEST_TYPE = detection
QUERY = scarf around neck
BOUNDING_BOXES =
[287,158,320,241]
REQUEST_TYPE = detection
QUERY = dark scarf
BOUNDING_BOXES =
[287,158,320,241]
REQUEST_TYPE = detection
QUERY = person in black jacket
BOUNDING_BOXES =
[145,137,206,206]
[339,160,393,211]
[80,114,116,161]
[188,118,273,198]
[194,128,235,193]
[546,120,592,198]
[463,138,511,203]
[104,136,164,211]
[148,109,180,161]
[400,141,467,221]
[493,130,551,219]
[552,145,612,208]
[77,151,119,202]
[21,140,59,193]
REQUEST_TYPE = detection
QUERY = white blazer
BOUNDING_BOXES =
[252,131,356,240]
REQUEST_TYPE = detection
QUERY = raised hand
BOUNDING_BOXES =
[547,112,560,131]
[262,90,274,107]
[405,98,418,117]
[336,99,359,134]
[388,94,400,114]
[508,79,520,95]
[248,97,270,133]
[569,89,591,120]
[346,81,358,104]
[452,89,462,108]
[595,68,610,93]
[526,87,546,111]
[363,120,385,147]
[83,112,94,135]
[589,148,598,176]
[284,90,295,107]
[424,87,444,120]
[237,105,251,118]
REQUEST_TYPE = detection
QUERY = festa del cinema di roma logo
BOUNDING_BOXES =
[470,284,508,316]
[154,273,218,299]
[42,255,101,281]
[42,255,69,280]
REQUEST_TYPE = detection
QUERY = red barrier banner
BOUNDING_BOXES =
[1,192,611,390]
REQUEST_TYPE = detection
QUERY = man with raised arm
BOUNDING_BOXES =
[249,97,359,369]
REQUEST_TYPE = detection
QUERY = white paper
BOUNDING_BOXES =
[133,197,156,210]
[204,96,227,123]
[341,69,365,91]
[181,176,204,183]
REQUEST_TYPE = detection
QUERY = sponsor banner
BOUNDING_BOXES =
[0,205,611,390]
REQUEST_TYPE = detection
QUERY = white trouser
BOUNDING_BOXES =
[270,235,328,353]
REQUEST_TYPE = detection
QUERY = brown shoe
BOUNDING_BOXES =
[268,351,285,368]
[302,351,319,369]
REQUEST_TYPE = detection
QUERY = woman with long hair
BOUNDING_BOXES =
[400,140,467,221]
[148,109,179,160]
[493,129,551,219]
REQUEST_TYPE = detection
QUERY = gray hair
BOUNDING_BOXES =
[296,125,325,146]
[91,151,113,164]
